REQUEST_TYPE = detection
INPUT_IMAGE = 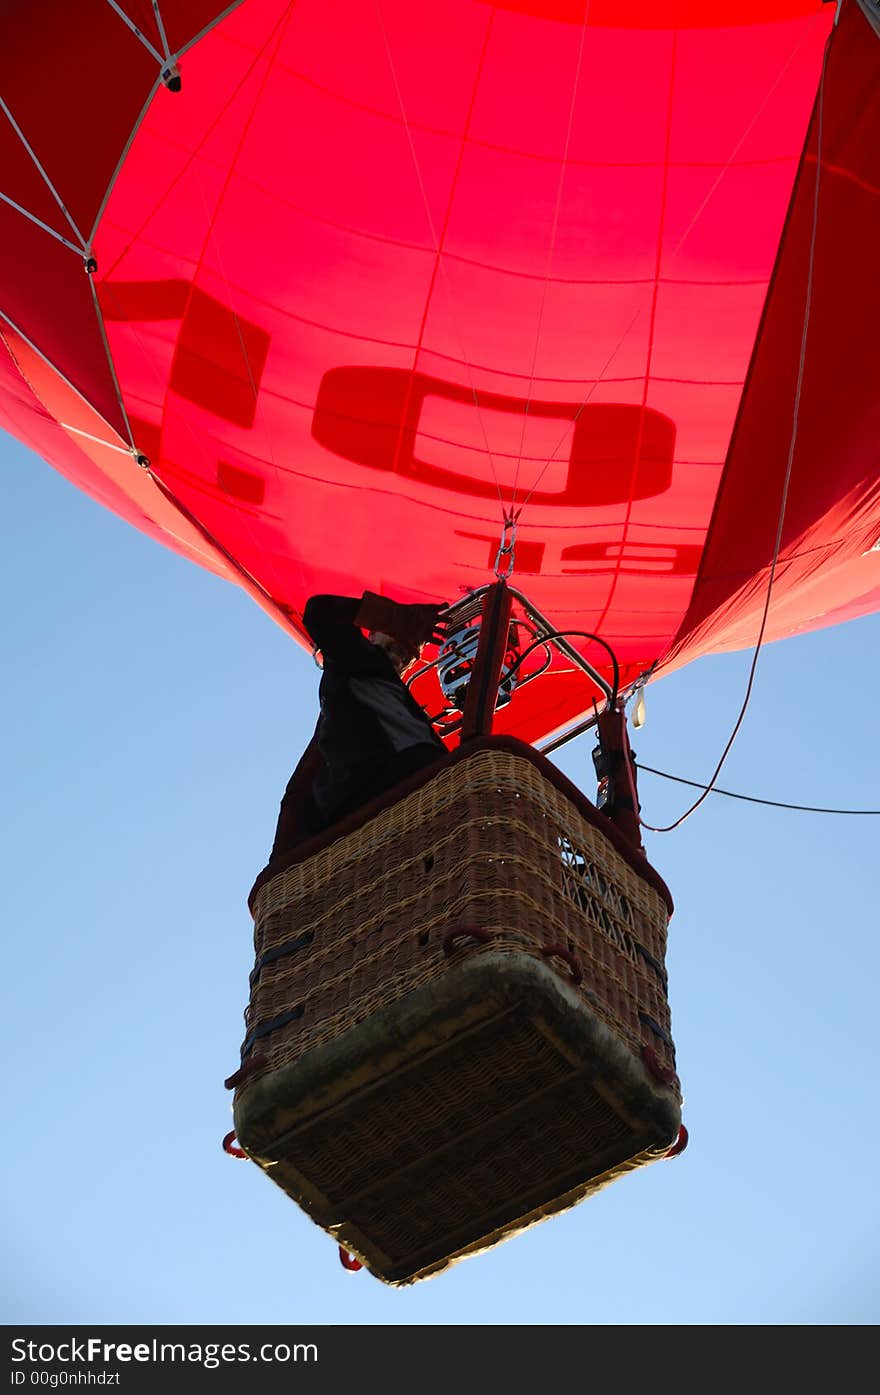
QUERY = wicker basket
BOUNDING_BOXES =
[232,738,680,1284]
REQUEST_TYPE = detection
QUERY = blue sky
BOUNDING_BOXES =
[3,428,878,1326]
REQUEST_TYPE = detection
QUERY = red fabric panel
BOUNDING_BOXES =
[4,0,856,746]
[0,106,73,241]
[0,0,158,236]
[113,0,165,55]
[0,203,125,433]
[0,326,165,530]
[666,0,880,668]
[0,1,234,430]
[155,0,246,57]
[489,2,825,23]
[88,0,830,746]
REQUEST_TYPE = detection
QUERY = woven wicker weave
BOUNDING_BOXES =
[233,741,680,1284]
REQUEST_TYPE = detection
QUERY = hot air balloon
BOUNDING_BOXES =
[3,0,879,1283]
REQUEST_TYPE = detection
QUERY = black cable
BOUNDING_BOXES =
[504,630,620,705]
[517,643,554,687]
[636,763,880,816]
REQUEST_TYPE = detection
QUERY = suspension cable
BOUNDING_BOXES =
[636,763,880,817]
[642,27,833,834]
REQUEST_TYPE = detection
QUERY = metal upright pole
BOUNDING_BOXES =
[593,704,644,853]
[460,582,514,741]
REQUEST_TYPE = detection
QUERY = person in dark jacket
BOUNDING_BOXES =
[267,591,447,864]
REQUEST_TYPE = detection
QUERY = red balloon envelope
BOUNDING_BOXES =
[1,0,879,744]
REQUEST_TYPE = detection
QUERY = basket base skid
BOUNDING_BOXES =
[234,950,680,1285]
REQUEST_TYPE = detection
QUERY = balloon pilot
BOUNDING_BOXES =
[265,581,649,876]
[266,592,449,869]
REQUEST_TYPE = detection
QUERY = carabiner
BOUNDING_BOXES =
[494,514,518,580]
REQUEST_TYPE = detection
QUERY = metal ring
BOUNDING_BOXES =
[494,547,516,580]
[494,516,517,579]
